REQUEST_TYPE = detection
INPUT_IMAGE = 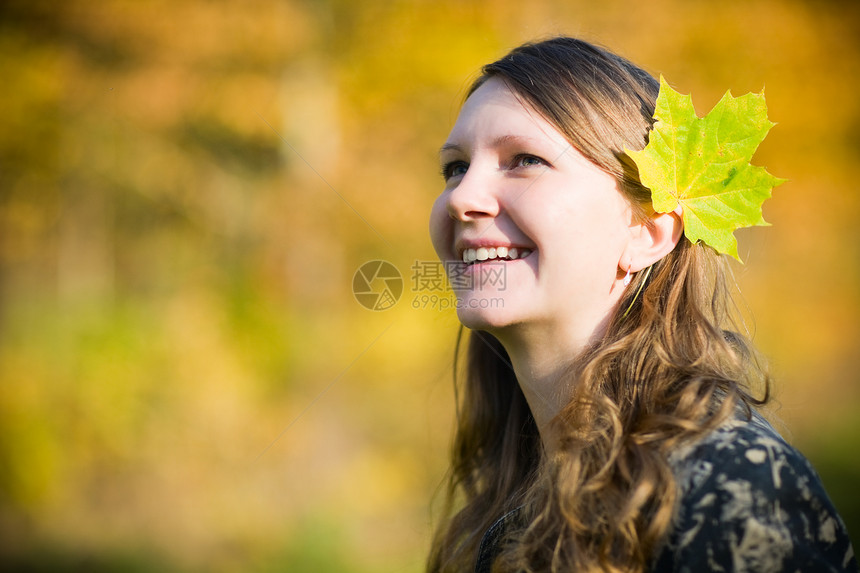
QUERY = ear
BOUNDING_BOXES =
[620,207,684,273]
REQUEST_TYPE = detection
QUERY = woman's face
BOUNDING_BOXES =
[430,77,636,343]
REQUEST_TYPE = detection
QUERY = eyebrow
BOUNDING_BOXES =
[438,134,540,157]
[438,142,463,156]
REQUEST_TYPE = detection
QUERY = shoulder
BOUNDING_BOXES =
[654,410,858,573]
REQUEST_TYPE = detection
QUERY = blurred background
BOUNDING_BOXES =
[1,0,857,571]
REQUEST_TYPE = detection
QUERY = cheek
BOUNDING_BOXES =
[429,195,452,260]
[533,193,630,270]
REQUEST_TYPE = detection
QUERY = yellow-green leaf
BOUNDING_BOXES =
[626,76,785,261]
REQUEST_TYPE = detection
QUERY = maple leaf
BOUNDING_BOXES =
[626,76,785,261]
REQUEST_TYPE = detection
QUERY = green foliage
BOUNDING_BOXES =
[0,544,177,573]
[260,517,376,573]
[627,77,785,261]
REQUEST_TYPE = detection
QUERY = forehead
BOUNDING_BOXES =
[445,77,569,149]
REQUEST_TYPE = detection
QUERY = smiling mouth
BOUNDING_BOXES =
[461,246,533,265]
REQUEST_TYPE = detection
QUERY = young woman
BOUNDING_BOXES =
[428,37,856,573]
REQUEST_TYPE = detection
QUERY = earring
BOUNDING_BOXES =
[622,265,633,287]
[621,265,653,319]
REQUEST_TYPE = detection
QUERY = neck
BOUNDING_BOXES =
[492,319,604,451]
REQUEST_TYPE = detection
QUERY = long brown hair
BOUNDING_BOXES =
[427,37,769,572]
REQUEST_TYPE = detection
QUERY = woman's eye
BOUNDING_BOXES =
[514,154,546,169]
[441,161,468,180]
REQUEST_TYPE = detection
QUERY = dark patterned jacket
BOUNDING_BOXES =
[475,411,858,572]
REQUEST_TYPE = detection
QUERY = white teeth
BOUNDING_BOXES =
[459,246,531,264]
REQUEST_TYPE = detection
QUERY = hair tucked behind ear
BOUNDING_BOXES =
[427,37,769,573]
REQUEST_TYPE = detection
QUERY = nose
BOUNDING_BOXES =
[446,168,500,222]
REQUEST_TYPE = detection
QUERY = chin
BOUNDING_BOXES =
[454,293,516,331]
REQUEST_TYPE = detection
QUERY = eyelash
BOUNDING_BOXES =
[440,160,468,181]
[512,154,547,169]
[440,154,548,181]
